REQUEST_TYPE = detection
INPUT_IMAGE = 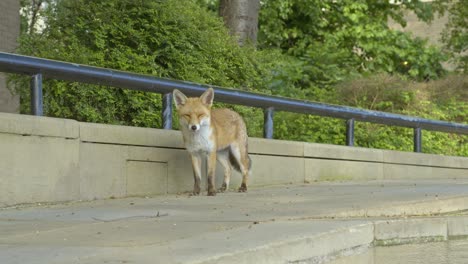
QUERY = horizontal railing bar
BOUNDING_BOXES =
[1,52,467,135]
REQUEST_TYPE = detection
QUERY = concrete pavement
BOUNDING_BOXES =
[2,180,468,263]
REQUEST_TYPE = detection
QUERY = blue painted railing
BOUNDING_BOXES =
[1,52,467,152]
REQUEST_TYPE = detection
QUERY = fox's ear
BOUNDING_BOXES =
[173,89,187,109]
[200,88,214,107]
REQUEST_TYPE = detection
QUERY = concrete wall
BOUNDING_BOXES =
[0,0,20,113]
[387,3,456,70]
[1,112,467,207]
[388,8,448,48]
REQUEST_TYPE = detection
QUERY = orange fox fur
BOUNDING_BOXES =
[173,88,251,196]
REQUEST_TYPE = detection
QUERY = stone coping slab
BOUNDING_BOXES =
[0,112,78,139]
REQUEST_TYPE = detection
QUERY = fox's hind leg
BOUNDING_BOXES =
[230,144,251,192]
[217,150,231,192]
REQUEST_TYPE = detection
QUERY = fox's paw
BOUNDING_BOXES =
[238,183,247,193]
[191,187,200,196]
[219,183,228,193]
[207,189,217,196]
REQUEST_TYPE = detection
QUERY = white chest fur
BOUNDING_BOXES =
[182,126,216,154]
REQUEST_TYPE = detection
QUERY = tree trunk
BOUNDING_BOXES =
[219,0,260,46]
[0,0,20,113]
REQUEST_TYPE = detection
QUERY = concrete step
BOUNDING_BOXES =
[2,180,468,263]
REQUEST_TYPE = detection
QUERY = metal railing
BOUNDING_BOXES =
[1,52,467,152]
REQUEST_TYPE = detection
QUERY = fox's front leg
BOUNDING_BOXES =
[207,151,217,196]
[190,154,202,195]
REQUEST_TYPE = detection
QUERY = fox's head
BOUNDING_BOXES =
[173,88,214,132]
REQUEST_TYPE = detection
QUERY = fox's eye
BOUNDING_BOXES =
[183,114,191,119]
[198,114,206,119]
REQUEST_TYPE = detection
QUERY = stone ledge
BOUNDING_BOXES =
[304,143,384,163]
[79,122,184,148]
[0,112,78,139]
[382,149,468,169]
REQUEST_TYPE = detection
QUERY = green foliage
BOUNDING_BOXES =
[259,0,447,81]
[334,73,467,156]
[336,74,415,112]
[354,124,414,152]
[274,113,346,145]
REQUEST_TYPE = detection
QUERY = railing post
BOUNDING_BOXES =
[30,73,43,116]
[263,107,274,139]
[346,118,355,146]
[162,93,173,130]
[414,127,422,153]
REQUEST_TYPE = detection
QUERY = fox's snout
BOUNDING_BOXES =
[183,117,206,132]
[182,113,210,133]
[189,124,200,131]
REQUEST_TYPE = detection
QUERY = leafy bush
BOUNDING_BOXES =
[336,74,414,112]
[334,73,467,156]
[258,0,447,81]
[16,0,277,131]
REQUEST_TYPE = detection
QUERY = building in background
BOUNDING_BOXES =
[388,6,454,70]
[0,0,20,113]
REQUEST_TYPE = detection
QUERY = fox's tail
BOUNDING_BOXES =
[228,149,251,172]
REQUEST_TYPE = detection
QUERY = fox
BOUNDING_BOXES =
[173,88,251,196]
